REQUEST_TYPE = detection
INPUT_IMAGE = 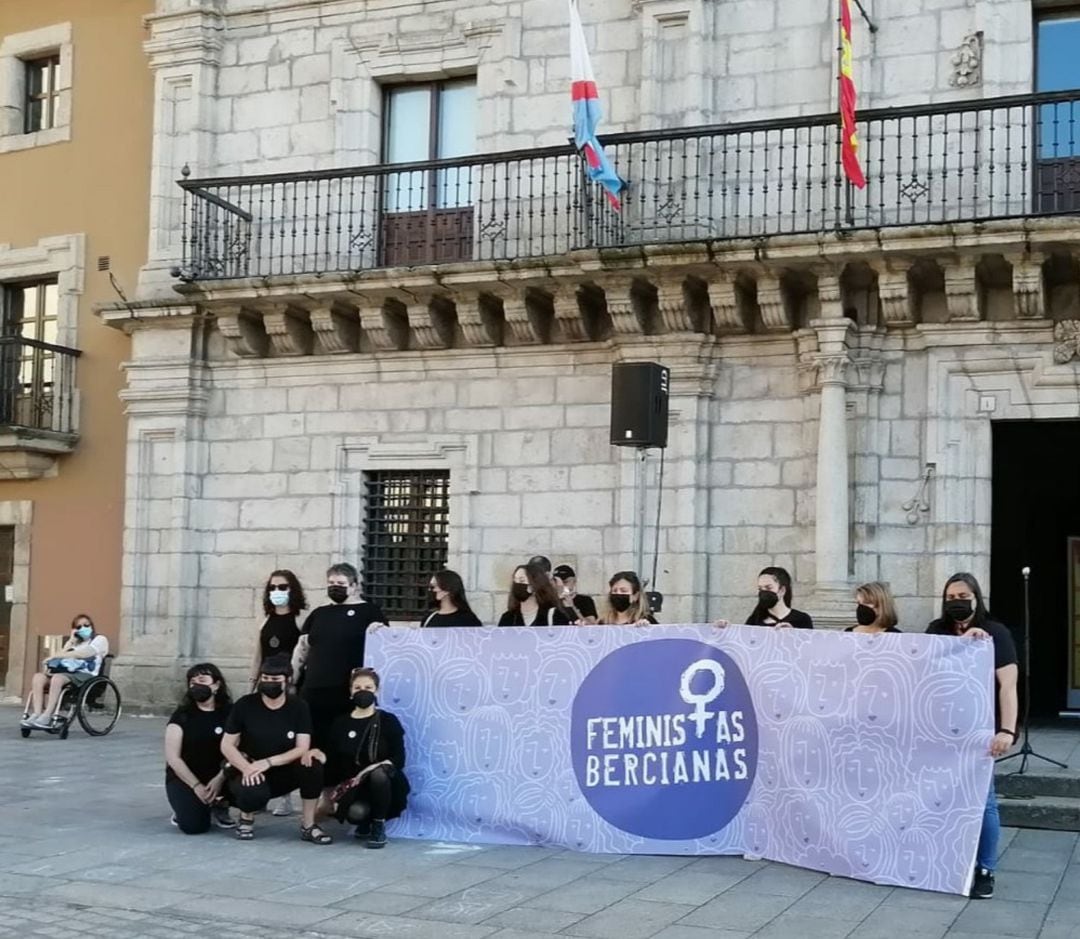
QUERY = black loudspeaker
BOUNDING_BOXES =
[610,362,670,449]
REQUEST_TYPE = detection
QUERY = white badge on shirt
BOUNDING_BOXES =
[347,609,355,616]
[348,730,357,739]
[214,726,223,735]
[287,731,295,740]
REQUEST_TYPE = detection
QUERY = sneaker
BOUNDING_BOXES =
[20,713,38,729]
[353,821,372,841]
[211,805,237,830]
[367,819,387,849]
[270,793,295,817]
[31,715,54,729]
[169,815,178,828]
[971,867,994,899]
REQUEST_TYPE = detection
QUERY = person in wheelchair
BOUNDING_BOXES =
[22,614,109,730]
[220,654,332,844]
[165,663,236,834]
[307,667,409,849]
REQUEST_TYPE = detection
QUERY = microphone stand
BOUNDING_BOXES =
[996,567,1068,774]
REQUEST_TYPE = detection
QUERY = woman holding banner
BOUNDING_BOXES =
[715,566,813,629]
[421,570,482,628]
[498,563,571,627]
[845,582,902,633]
[926,572,1018,901]
[599,571,657,626]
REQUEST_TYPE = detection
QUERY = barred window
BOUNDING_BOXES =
[362,470,449,620]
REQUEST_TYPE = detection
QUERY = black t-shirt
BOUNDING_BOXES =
[259,612,301,660]
[844,625,902,633]
[600,614,659,625]
[566,594,598,622]
[167,703,231,784]
[325,710,406,786]
[926,617,1018,727]
[301,602,387,689]
[420,609,483,628]
[497,604,571,627]
[224,693,313,761]
[747,608,814,629]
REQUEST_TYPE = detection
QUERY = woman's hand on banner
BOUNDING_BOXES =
[989,731,1014,757]
[712,619,731,629]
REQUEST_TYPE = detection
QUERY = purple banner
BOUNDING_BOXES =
[367,624,995,895]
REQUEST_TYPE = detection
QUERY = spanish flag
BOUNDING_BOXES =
[839,0,866,189]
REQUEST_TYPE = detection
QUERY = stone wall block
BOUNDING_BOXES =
[263,303,314,356]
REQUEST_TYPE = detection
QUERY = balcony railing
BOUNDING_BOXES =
[179,89,1080,281]
[0,336,80,436]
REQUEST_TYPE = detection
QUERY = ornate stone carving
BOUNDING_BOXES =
[875,262,915,327]
[502,294,540,344]
[943,259,981,321]
[406,298,451,350]
[755,274,792,332]
[456,294,501,346]
[654,279,695,333]
[601,282,643,335]
[358,303,398,352]
[310,302,360,355]
[216,307,267,358]
[548,284,587,342]
[1053,320,1080,364]
[949,32,983,88]
[263,303,313,357]
[816,353,851,385]
[815,272,845,320]
[1009,254,1045,319]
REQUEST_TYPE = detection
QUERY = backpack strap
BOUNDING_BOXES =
[548,606,556,626]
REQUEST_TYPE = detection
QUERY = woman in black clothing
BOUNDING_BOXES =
[599,571,658,625]
[845,581,902,634]
[309,667,409,849]
[164,663,235,834]
[293,562,388,749]
[221,655,332,845]
[497,562,570,627]
[420,569,482,627]
[716,566,814,629]
[251,569,307,685]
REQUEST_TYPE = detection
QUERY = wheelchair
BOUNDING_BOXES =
[20,654,122,739]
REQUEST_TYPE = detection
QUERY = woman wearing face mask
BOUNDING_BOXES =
[294,562,388,749]
[221,655,332,844]
[252,569,308,686]
[165,663,235,834]
[926,572,1018,900]
[307,667,410,848]
[420,569,482,627]
[600,571,658,625]
[845,582,902,634]
[22,614,110,730]
[497,562,571,627]
[716,567,813,629]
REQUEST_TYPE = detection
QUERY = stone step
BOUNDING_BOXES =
[998,795,1080,832]
[996,772,1080,800]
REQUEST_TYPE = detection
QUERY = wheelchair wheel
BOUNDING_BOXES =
[76,677,121,736]
[59,724,69,740]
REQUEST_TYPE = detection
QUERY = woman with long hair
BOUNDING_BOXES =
[926,572,1018,900]
[497,562,570,627]
[164,663,235,834]
[599,571,657,625]
[845,581,902,633]
[716,566,813,629]
[22,614,109,730]
[420,569,482,627]
[252,569,308,685]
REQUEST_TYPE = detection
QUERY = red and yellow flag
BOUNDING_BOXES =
[839,0,866,189]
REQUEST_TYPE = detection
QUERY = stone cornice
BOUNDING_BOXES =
[96,302,203,335]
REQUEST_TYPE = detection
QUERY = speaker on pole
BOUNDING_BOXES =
[610,362,670,449]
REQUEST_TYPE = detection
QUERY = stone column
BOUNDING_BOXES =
[810,317,855,613]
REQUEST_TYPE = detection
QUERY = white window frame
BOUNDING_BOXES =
[0,234,84,348]
[0,22,73,154]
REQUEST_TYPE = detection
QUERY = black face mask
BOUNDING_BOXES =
[511,583,531,603]
[327,585,349,604]
[259,681,286,699]
[427,590,439,607]
[855,604,878,626]
[944,598,974,622]
[351,690,377,709]
[758,589,780,609]
[609,594,632,613]
[188,684,214,703]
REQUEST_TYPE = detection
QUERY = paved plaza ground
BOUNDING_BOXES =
[0,708,1077,939]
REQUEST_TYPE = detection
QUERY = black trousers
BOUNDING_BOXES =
[166,778,213,835]
[302,686,348,750]
[228,762,324,815]
[336,765,392,822]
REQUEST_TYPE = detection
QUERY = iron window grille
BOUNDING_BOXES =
[24,54,60,134]
[362,470,450,621]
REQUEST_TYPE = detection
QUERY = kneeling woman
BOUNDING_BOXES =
[165,663,235,834]
[220,655,332,844]
[311,667,409,849]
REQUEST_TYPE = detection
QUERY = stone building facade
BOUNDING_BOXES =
[104,0,1080,711]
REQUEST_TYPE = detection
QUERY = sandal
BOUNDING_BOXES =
[235,818,254,841]
[300,823,333,845]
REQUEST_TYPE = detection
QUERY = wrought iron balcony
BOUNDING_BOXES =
[179,89,1080,282]
[0,336,79,436]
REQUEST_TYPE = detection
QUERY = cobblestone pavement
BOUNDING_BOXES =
[0,709,1077,939]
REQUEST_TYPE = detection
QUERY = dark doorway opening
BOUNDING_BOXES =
[991,419,1080,717]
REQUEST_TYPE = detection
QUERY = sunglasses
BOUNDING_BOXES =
[269,584,290,591]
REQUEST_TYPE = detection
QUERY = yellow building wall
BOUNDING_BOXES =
[0,0,153,693]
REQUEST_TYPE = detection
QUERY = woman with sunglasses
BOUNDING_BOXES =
[165,663,235,834]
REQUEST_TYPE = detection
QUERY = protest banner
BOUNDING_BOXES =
[367,624,994,895]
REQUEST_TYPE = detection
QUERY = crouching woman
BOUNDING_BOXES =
[308,667,409,849]
[220,654,332,844]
